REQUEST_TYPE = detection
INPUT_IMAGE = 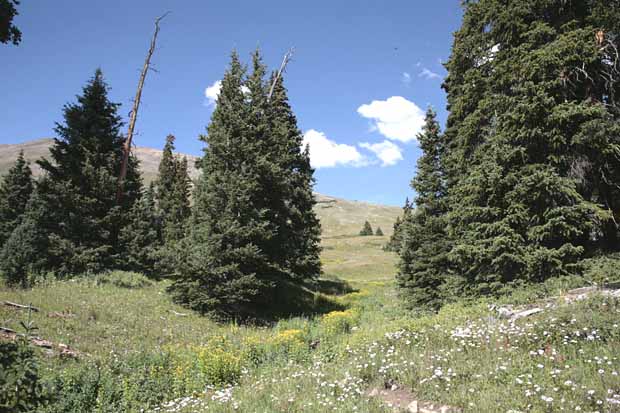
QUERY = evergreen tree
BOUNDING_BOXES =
[397,108,452,310]
[169,52,277,318]
[266,73,322,281]
[0,0,21,45]
[36,69,142,275]
[169,50,322,318]
[441,0,620,296]
[0,151,33,248]
[375,227,384,236]
[0,191,49,287]
[385,198,413,252]
[156,135,191,243]
[118,183,162,276]
[359,221,373,236]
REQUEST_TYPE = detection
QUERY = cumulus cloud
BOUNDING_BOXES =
[204,80,250,106]
[419,67,441,80]
[359,140,403,166]
[302,129,367,168]
[204,80,222,105]
[357,96,425,142]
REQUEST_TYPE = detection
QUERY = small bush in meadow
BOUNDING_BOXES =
[0,340,46,412]
[96,271,152,289]
[322,309,359,336]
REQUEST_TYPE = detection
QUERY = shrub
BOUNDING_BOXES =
[195,337,243,386]
[322,309,359,336]
[0,340,45,412]
[95,271,152,289]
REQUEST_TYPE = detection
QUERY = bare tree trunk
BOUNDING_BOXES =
[267,48,295,102]
[117,12,169,203]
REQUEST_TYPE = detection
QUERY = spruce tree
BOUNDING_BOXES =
[359,221,373,236]
[118,183,162,276]
[266,73,322,281]
[0,151,33,248]
[156,135,191,244]
[397,108,451,310]
[441,0,620,296]
[375,227,384,236]
[36,69,142,275]
[385,198,413,252]
[0,190,49,287]
[169,52,277,318]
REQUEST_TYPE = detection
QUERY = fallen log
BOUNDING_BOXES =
[3,301,39,312]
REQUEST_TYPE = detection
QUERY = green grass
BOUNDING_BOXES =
[3,214,620,412]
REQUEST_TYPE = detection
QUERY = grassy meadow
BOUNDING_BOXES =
[2,213,620,412]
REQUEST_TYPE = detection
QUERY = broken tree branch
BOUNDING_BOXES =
[117,12,170,203]
[267,47,295,102]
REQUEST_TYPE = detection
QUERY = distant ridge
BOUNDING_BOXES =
[0,138,401,237]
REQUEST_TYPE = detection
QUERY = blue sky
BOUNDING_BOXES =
[0,0,462,206]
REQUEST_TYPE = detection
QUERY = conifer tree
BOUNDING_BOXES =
[169,52,277,318]
[118,183,161,276]
[441,0,620,296]
[266,73,322,280]
[385,198,413,252]
[397,108,452,310]
[0,190,49,287]
[156,135,191,243]
[375,227,384,236]
[0,151,33,248]
[169,50,322,318]
[36,69,142,275]
[359,221,373,236]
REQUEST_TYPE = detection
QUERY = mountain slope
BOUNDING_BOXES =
[0,139,402,238]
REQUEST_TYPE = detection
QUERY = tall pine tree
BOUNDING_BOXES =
[397,108,452,310]
[266,73,322,281]
[169,50,322,318]
[0,151,33,248]
[156,135,191,244]
[169,52,277,318]
[440,0,620,296]
[36,69,142,275]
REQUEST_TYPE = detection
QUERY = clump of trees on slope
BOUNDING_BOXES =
[396,0,620,310]
[0,50,322,321]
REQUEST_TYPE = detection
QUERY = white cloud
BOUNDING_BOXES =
[402,72,411,86]
[359,140,403,166]
[204,80,222,106]
[204,80,250,106]
[419,68,441,80]
[302,129,367,168]
[357,96,425,142]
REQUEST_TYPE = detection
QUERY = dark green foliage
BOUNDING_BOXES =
[0,191,49,287]
[117,184,162,276]
[169,50,322,319]
[169,52,275,319]
[442,0,620,295]
[385,198,413,252]
[266,74,322,281]
[398,0,620,309]
[0,151,33,248]
[0,0,21,45]
[359,221,373,236]
[36,69,142,276]
[0,339,45,412]
[397,109,451,310]
[375,227,384,236]
[156,135,191,244]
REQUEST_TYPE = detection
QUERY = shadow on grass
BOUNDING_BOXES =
[247,276,357,324]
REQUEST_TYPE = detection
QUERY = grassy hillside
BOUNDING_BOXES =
[0,138,402,244]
